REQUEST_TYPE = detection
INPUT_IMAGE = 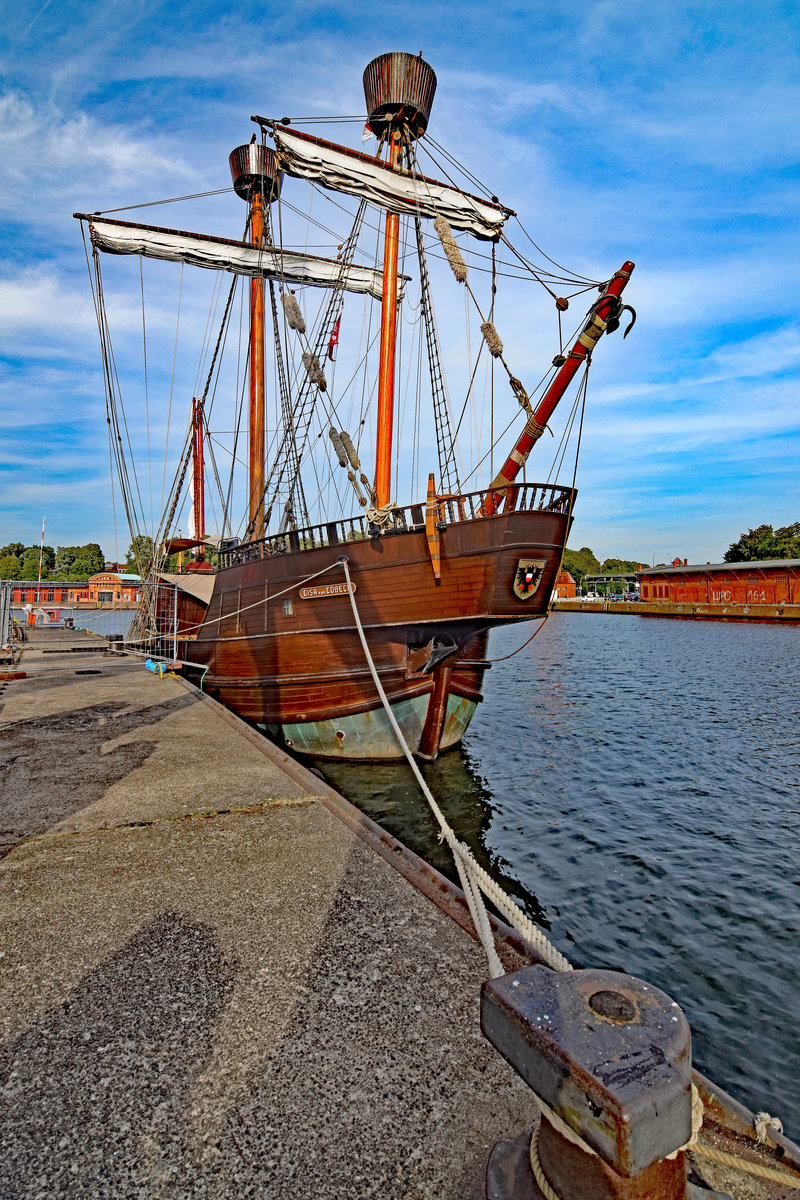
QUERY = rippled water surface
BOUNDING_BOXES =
[321,612,800,1138]
[12,609,134,637]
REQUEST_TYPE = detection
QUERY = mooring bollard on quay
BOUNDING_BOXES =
[481,965,731,1200]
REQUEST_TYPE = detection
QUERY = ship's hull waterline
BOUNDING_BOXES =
[155,487,572,760]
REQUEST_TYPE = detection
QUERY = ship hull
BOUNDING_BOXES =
[156,486,572,759]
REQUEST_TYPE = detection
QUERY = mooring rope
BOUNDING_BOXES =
[338,556,572,977]
[529,1082,799,1197]
[691,1137,800,1189]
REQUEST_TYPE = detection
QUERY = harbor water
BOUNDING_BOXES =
[321,612,800,1139]
[11,609,134,639]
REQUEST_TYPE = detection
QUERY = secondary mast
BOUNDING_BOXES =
[191,395,205,560]
[363,52,437,507]
[229,142,282,539]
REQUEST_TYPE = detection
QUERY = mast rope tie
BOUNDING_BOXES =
[509,375,533,415]
[364,501,401,528]
[481,320,503,358]
[280,289,306,333]
[329,427,348,467]
[434,215,468,284]
[524,415,546,440]
[339,556,572,978]
[302,351,327,391]
[340,430,361,471]
[347,471,368,507]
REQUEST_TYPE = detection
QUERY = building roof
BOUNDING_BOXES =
[639,559,800,576]
[87,571,142,583]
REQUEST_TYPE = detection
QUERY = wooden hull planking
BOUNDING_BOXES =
[158,493,570,759]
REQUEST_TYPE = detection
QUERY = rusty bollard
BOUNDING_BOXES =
[482,965,702,1200]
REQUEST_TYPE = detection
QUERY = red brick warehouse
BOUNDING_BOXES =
[638,558,800,606]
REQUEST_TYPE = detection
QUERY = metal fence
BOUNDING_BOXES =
[0,582,12,647]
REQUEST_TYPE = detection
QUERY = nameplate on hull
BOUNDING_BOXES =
[299,582,357,599]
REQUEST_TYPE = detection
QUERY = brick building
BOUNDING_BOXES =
[12,571,141,606]
[552,569,576,599]
[638,559,800,606]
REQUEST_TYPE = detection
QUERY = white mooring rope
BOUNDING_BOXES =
[338,556,572,977]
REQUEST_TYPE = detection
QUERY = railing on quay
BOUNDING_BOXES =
[218,482,574,570]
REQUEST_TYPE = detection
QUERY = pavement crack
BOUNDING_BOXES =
[1,797,318,858]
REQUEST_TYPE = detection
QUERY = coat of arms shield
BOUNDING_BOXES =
[512,558,546,600]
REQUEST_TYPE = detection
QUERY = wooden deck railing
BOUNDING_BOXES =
[218,482,573,569]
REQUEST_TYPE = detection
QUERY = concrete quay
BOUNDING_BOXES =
[554,598,800,623]
[0,637,540,1199]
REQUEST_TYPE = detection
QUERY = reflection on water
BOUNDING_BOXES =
[320,613,800,1139]
[320,749,548,926]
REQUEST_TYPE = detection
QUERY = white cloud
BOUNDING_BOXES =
[698,327,800,383]
[0,91,197,219]
[0,268,99,338]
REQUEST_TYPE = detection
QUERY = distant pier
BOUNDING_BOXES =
[554,597,800,622]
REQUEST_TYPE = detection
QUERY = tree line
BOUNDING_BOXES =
[0,540,148,581]
[561,548,643,593]
[723,523,800,562]
[3,520,796,586]
[0,535,215,582]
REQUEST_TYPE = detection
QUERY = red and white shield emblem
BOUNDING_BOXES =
[512,558,546,600]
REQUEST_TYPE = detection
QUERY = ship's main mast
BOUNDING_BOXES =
[363,53,437,507]
[229,142,282,539]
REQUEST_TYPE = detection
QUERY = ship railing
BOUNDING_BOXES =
[218,482,573,569]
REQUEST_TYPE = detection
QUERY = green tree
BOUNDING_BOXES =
[562,546,601,589]
[79,543,105,575]
[773,523,800,558]
[18,551,44,580]
[54,545,79,578]
[722,524,796,562]
[68,558,95,581]
[602,557,643,575]
[54,543,105,578]
[0,542,24,559]
[0,553,21,579]
[126,535,154,575]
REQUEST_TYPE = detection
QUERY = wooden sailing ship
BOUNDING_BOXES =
[76,51,634,760]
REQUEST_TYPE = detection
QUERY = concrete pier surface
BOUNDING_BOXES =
[0,639,540,1199]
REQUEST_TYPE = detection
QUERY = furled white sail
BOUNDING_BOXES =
[84,217,401,301]
[269,127,513,241]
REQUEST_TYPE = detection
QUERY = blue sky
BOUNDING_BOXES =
[1,0,798,566]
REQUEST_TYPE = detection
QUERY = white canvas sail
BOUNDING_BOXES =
[84,217,402,301]
[269,126,513,241]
